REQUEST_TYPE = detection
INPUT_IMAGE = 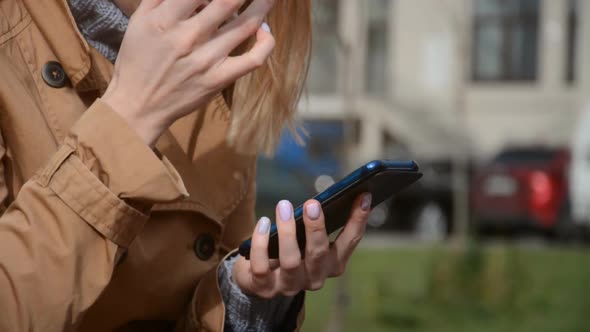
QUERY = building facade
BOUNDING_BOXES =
[300,0,590,168]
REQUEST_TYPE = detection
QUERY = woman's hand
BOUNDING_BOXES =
[102,0,276,147]
[233,193,372,298]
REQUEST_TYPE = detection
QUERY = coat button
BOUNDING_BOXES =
[193,234,215,261]
[42,61,69,88]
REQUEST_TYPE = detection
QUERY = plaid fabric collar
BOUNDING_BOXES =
[66,0,128,63]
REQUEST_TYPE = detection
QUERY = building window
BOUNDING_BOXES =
[307,0,341,94]
[565,0,578,83]
[365,0,390,96]
[472,0,540,81]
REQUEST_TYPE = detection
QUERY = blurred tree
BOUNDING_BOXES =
[446,0,472,244]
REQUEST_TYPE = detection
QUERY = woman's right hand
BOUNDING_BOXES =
[102,0,276,147]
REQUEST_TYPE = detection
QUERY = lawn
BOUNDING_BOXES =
[302,244,590,332]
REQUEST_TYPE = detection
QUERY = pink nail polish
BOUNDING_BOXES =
[306,202,321,220]
[258,217,271,234]
[278,200,292,222]
[361,193,372,211]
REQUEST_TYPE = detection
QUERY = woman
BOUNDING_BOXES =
[0,0,372,331]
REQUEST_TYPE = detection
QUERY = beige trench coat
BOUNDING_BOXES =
[0,0,304,331]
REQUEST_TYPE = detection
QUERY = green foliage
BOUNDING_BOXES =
[303,246,590,332]
[427,243,529,313]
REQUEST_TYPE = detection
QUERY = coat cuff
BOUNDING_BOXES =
[35,99,188,247]
[185,250,305,331]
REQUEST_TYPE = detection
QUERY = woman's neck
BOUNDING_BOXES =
[112,0,141,17]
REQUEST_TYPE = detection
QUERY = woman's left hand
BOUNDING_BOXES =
[233,193,372,298]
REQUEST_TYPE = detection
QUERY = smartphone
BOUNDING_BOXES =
[238,160,422,259]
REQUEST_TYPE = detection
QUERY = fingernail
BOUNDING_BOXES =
[261,22,271,33]
[278,200,292,222]
[306,202,321,220]
[361,193,372,211]
[258,216,271,234]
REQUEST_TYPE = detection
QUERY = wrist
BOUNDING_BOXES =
[102,89,165,147]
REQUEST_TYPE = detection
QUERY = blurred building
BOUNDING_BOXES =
[300,0,590,167]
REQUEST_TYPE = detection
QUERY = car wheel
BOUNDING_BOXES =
[413,202,448,242]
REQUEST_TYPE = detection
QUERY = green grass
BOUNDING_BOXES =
[302,245,590,332]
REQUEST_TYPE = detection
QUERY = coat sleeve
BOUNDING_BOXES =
[0,99,188,332]
[176,165,306,332]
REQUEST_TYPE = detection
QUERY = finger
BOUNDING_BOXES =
[276,200,301,268]
[233,256,277,299]
[214,25,274,84]
[275,200,305,295]
[329,193,372,277]
[209,0,275,56]
[184,0,246,36]
[157,0,209,25]
[250,217,271,278]
[302,200,330,289]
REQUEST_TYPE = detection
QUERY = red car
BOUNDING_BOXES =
[472,147,570,235]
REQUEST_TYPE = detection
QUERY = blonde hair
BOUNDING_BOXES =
[226,0,312,155]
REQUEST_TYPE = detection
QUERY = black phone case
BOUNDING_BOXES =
[241,168,422,259]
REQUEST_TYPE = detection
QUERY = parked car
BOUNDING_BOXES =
[569,105,590,240]
[255,120,345,218]
[383,159,471,241]
[255,158,318,218]
[471,146,570,237]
